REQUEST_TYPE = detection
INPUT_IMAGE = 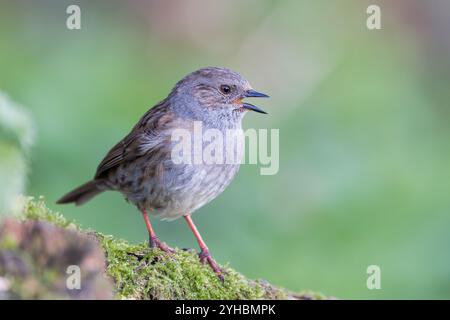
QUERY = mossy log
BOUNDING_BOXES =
[0,198,327,300]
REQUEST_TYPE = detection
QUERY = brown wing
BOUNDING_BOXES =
[94,100,173,179]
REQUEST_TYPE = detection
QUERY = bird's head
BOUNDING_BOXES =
[170,67,269,120]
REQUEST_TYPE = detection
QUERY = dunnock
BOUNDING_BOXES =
[57,67,269,280]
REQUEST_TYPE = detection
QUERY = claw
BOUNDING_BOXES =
[149,236,175,254]
[183,215,224,282]
[199,248,224,281]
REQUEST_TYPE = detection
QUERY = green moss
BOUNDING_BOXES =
[21,196,78,230]
[98,233,274,299]
[19,197,326,300]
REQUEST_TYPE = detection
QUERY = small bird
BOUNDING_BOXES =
[57,67,269,280]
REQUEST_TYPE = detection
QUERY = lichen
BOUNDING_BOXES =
[14,197,325,300]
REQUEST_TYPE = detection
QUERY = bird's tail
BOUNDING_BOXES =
[57,180,105,206]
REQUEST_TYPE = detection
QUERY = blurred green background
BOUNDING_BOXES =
[1,0,449,299]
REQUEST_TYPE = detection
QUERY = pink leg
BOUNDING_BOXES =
[141,209,174,253]
[184,214,223,281]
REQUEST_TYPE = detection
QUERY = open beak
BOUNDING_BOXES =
[242,89,269,114]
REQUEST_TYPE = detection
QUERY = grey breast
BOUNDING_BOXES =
[113,128,242,220]
[152,123,242,220]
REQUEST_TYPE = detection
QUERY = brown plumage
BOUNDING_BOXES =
[57,67,269,280]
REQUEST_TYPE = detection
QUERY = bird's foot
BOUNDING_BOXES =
[199,248,224,282]
[149,236,175,254]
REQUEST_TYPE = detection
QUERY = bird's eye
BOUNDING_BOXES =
[219,85,231,94]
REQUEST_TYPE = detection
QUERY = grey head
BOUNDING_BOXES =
[168,67,269,126]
